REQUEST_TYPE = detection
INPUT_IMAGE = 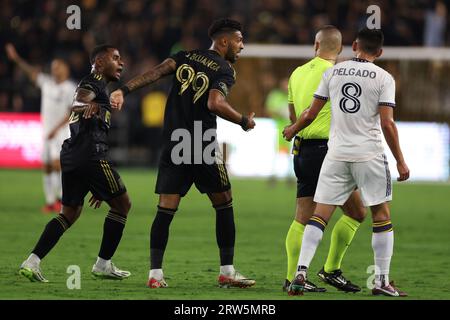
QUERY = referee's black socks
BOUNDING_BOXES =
[98,210,127,260]
[32,214,71,259]
[214,200,235,266]
[150,206,176,269]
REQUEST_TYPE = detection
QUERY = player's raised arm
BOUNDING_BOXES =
[207,89,255,131]
[5,43,39,84]
[110,58,177,110]
[282,97,327,141]
[379,106,409,181]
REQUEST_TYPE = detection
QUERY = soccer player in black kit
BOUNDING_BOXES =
[19,45,132,282]
[110,19,256,288]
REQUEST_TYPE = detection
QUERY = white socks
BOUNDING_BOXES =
[372,231,394,287]
[51,171,62,200]
[149,269,164,280]
[43,171,62,205]
[43,173,56,205]
[220,265,235,275]
[95,257,110,269]
[295,224,324,276]
[25,253,41,267]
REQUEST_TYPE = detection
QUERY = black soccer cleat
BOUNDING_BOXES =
[317,267,361,293]
[286,276,326,294]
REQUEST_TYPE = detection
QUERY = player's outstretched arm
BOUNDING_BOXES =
[282,97,326,141]
[208,89,255,131]
[5,43,39,84]
[380,106,409,181]
[110,58,177,110]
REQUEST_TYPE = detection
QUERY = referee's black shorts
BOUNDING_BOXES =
[62,159,127,207]
[293,138,328,198]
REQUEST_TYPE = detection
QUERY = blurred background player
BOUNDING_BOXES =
[283,25,366,293]
[5,43,76,213]
[19,45,132,282]
[284,28,409,297]
[110,18,256,289]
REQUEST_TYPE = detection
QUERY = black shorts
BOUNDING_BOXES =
[155,150,231,197]
[293,138,328,198]
[62,159,127,207]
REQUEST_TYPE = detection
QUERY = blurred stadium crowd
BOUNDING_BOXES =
[0,0,449,165]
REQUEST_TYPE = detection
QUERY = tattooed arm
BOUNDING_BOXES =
[110,58,177,110]
[71,88,99,119]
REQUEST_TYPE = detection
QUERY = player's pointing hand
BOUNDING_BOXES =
[110,89,124,110]
[5,43,19,62]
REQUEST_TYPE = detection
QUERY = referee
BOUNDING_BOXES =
[284,25,366,293]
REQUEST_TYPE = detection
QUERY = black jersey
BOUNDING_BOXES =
[60,72,112,171]
[163,50,236,159]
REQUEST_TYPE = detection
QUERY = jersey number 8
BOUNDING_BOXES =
[339,82,362,114]
[176,64,210,104]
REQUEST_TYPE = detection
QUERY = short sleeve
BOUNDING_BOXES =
[78,78,101,97]
[313,69,331,101]
[36,73,52,89]
[210,67,235,97]
[379,74,396,107]
[287,76,293,104]
[169,50,186,67]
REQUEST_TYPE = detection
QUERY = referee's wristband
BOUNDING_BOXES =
[119,85,130,96]
[240,115,249,131]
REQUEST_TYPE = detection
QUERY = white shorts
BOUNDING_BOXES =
[314,154,392,207]
[42,132,66,164]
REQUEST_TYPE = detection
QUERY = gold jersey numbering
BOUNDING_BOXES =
[176,64,209,104]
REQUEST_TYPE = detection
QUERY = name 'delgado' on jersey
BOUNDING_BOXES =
[333,68,376,79]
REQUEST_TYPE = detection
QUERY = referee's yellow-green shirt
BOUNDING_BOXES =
[288,56,332,139]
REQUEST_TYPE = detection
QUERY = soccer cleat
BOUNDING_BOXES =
[218,271,256,288]
[282,279,290,292]
[283,278,326,293]
[372,281,407,297]
[317,267,361,293]
[287,273,306,296]
[53,200,62,213]
[91,262,131,280]
[41,204,55,214]
[147,277,168,288]
[19,264,49,283]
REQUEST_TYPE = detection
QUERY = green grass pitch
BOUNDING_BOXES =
[1,169,449,300]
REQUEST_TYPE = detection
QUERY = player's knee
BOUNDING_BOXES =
[61,206,82,225]
[124,199,131,215]
[347,206,366,223]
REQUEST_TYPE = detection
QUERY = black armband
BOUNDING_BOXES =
[120,85,130,96]
[240,115,249,131]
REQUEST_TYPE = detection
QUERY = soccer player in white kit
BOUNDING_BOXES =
[5,44,77,213]
[283,28,410,297]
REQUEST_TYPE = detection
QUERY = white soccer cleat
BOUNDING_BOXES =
[91,261,131,280]
[19,262,49,283]
[218,271,256,288]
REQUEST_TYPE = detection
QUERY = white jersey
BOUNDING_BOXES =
[36,73,77,137]
[314,58,396,162]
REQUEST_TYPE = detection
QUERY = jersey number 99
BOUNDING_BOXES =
[176,64,209,104]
